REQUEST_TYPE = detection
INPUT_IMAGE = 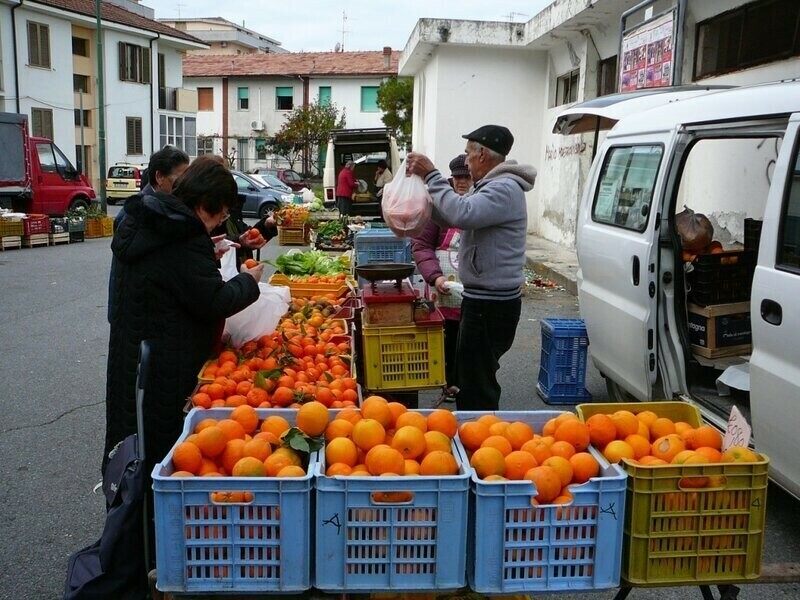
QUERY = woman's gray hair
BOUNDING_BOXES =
[344,160,354,168]
[467,140,504,162]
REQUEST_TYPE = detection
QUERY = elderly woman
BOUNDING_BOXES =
[104,157,263,476]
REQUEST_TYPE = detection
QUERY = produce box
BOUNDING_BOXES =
[86,216,113,238]
[361,311,445,391]
[277,224,309,246]
[22,233,49,248]
[268,273,354,298]
[0,217,24,238]
[576,401,768,586]
[456,410,626,594]
[354,229,412,266]
[688,302,751,358]
[152,408,316,594]
[537,318,592,405]
[314,415,470,592]
[22,214,50,235]
[689,250,756,306]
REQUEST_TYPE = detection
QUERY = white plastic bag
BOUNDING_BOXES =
[381,159,432,238]
[300,188,316,203]
[218,241,239,281]
[223,283,290,349]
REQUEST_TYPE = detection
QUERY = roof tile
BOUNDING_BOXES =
[183,51,400,77]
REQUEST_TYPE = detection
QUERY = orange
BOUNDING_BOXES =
[694,446,722,463]
[423,431,451,455]
[650,417,676,439]
[395,411,428,432]
[404,459,421,475]
[671,450,700,464]
[365,445,405,475]
[611,411,639,438]
[674,421,693,436]
[272,447,302,466]
[264,453,295,477]
[296,401,330,436]
[326,463,353,476]
[194,418,219,433]
[651,434,686,463]
[549,440,576,460]
[335,408,362,425]
[361,396,393,428]
[636,410,659,428]
[603,440,635,463]
[586,414,617,449]
[638,455,668,466]
[242,438,271,462]
[219,439,246,473]
[224,394,247,408]
[504,450,538,481]
[387,402,408,426]
[193,392,212,409]
[419,450,459,476]
[391,426,427,459]
[686,425,723,451]
[198,458,219,476]
[217,419,246,441]
[524,466,562,504]
[521,439,552,465]
[171,470,195,477]
[720,446,759,463]
[470,447,506,479]
[569,452,600,484]
[260,415,291,438]
[232,456,266,477]
[477,414,502,427]
[624,434,651,460]
[503,421,535,450]
[488,421,510,437]
[459,421,490,451]
[554,420,590,452]
[427,410,459,438]
[325,419,354,441]
[230,405,259,434]
[352,418,386,452]
[636,420,651,440]
[172,442,203,474]
[245,388,269,408]
[276,465,306,477]
[481,435,513,457]
[196,425,227,458]
[542,456,573,487]
[326,437,359,467]
[483,475,506,482]
[542,417,558,437]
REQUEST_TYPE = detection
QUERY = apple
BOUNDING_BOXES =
[720,446,759,463]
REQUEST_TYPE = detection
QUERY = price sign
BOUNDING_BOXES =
[722,405,751,451]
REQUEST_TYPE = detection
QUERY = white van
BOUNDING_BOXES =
[561,80,800,499]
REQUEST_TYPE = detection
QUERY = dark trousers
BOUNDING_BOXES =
[454,296,522,411]
[336,196,353,216]
[444,317,460,387]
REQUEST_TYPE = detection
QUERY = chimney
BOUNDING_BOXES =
[383,46,391,68]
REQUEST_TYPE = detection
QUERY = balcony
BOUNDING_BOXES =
[158,87,197,113]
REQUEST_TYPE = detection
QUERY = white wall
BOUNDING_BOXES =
[308,77,389,129]
[0,4,16,112]
[188,77,223,153]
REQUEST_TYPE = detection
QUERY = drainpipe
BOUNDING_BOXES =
[11,0,23,113]
[149,33,159,153]
[673,0,687,84]
[300,75,309,174]
[222,77,228,158]
[95,0,107,212]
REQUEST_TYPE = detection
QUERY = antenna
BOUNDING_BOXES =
[503,11,528,22]
[175,2,186,18]
[340,10,350,52]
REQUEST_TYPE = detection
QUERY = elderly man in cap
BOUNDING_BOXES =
[406,125,536,411]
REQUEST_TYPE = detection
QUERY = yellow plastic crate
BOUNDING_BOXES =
[576,401,768,586]
[361,319,445,391]
[86,216,114,238]
[268,273,354,298]
[197,359,215,383]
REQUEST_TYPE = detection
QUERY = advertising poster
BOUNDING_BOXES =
[619,11,675,92]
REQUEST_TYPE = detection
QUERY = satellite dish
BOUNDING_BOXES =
[334,42,341,52]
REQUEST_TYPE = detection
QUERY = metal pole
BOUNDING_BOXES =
[95,0,107,213]
[79,90,86,174]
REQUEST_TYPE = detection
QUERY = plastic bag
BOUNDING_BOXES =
[223,283,290,349]
[381,159,432,238]
[300,188,316,203]
[218,241,239,281]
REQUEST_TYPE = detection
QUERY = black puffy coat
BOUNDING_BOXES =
[104,192,259,474]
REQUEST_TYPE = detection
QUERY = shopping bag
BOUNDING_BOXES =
[223,283,290,349]
[382,158,432,238]
[218,239,239,281]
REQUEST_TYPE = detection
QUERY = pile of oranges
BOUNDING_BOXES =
[192,295,357,410]
[457,413,601,505]
[323,396,460,477]
[585,409,759,486]
[286,273,350,284]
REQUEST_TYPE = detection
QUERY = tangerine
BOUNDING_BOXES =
[232,456,266,477]
[325,419,354,441]
[586,414,617,448]
[326,437,359,467]
[611,411,639,438]
[686,425,723,451]
[503,421,535,450]
[504,450,538,480]
[242,438,271,462]
[296,401,330,436]
[365,445,405,475]
[549,440,577,460]
[569,452,600,484]
[391,426,427,459]
[650,417,677,439]
[395,411,428,432]
[219,439,247,473]
[260,415,291,438]
[427,410,459,438]
[524,466,562,504]
[276,465,306,477]
[172,442,203,474]
[459,421,490,451]
[196,425,227,458]
[352,418,386,451]
[603,440,635,463]
[361,396,393,428]
[419,450,458,476]
[423,431,452,455]
[470,447,506,479]
[481,435,513,456]
[542,456,573,487]
[230,405,259,434]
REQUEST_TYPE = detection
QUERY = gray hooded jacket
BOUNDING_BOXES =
[424,160,536,300]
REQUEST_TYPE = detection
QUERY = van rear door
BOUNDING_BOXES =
[576,139,669,399]
[750,115,800,498]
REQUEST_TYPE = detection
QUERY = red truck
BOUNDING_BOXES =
[0,112,96,215]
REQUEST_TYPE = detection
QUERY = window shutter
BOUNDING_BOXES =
[31,109,41,137]
[126,118,134,154]
[43,111,53,140]
[41,25,50,68]
[135,119,142,154]
[142,47,151,84]
[28,23,39,66]
[119,42,127,80]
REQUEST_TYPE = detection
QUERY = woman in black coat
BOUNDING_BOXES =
[104,158,263,476]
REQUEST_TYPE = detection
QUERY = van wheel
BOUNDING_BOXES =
[605,378,638,402]
[70,197,90,212]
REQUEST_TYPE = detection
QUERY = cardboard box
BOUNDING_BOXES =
[688,302,752,358]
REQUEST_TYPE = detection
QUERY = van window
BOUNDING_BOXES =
[592,145,663,231]
[778,141,800,269]
[36,143,57,173]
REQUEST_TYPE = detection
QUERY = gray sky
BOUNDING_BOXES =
[152,0,551,53]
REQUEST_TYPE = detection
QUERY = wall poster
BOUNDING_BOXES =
[619,10,675,92]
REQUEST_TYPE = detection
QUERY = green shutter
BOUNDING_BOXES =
[142,47,151,84]
[319,86,331,106]
[238,87,249,100]
[276,86,293,97]
[360,86,379,112]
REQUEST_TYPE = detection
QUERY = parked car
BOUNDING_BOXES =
[254,168,309,192]
[248,172,292,194]
[231,171,291,218]
[106,163,147,205]
[557,81,800,499]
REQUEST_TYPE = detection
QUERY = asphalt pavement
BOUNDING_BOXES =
[0,208,797,599]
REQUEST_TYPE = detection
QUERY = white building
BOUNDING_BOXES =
[399,0,800,247]
[182,48,398,174]
[159,17,287,55]
[0,0,205,191]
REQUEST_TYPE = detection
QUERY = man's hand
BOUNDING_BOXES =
[434,275,451,295]
[406,152,436,178]
[241,261,264,282]
[239,228,265,250]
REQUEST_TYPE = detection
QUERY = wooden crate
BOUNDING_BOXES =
[0,236,22,250]
[23,233,50,248]
[688,302,752,358]
[277,224,309,246]
[49,232,70,245]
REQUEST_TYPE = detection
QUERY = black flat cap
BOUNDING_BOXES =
[449,154,469,178]
[462,124,513,156]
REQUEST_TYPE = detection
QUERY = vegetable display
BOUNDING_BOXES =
[275,206,310,226]
[270,250,350,276]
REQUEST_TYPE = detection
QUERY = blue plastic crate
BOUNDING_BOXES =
[537,318,592,405]
[314,413,470,592]
[454,410,627,594]
[354,229,412,266]
[152,408,315,594]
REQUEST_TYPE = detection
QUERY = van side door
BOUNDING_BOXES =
[750,116,800,499]
[576,140,668,399]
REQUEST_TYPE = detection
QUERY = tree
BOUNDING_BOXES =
[268,101,346,176]
[377,77,413,150]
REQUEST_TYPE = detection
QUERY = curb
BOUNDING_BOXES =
[525,255,578,296]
